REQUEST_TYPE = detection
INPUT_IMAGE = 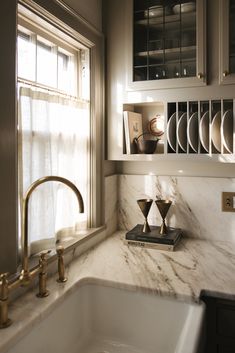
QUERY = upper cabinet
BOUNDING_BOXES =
[128,0,207,90]
[104,0,235,169]
[219,0,235,84]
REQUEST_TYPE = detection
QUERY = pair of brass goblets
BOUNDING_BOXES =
[137,199,172,235]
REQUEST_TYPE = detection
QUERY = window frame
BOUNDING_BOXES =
[18,0,104,227]
[18,16,84,99]
[0,0,104,273]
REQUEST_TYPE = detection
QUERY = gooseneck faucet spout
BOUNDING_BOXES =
[20,176,84,285]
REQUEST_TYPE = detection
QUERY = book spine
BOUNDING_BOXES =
[126,234,179,245]
[123,111,131,154]
[125,239,175,251]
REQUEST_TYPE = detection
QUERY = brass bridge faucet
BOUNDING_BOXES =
[0,274,12,329]
[56,246,67,283]
[20,176,84,285]
[0,176,84,329]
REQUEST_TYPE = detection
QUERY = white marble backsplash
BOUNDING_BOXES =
[117,174,235,242]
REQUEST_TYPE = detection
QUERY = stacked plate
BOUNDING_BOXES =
[167,109,234,153]
[144,5,171,18]
[187,112,199,152]
[167,111,199,152]
[221,110,233,153]
[173,2,196,14]
[211,111,221,152]
[199,111,209,152]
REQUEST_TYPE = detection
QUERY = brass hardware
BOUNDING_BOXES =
[0,273,12,329]
[223,70,229,77]
[197,73,204,79]
[155,200,172,235]
[137,199,153,233]
[20,176,84,285]
[56,246,67,283]
[36,251,51,298]
[222,192,235,212]
[1,176,84,328]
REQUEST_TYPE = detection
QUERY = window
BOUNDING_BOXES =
[17,12,92,255]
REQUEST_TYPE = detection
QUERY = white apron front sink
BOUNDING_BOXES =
[5,282,205,353]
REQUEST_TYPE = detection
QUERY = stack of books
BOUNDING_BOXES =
[125,224,182,251]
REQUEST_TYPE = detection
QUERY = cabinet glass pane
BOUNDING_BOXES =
[229,0,235,73]
[133,0,197,81]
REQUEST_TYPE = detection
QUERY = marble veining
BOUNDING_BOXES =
[118,174,235,242]
[1,231,235,353]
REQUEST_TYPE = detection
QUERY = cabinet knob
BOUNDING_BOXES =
[197,73,204,79]
[223,70,229,77]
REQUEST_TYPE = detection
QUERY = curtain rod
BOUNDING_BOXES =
[17,78,89,104]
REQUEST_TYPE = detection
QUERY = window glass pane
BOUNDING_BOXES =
[37,37,57,87]
[18,31,36,81]
[17,8,93,256]
[58,49,76,95]
[19,88,90,254]
[133,0,197,81]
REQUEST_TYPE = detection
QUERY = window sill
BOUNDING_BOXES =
[16,225,107,280]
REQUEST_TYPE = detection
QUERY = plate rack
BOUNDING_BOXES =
[167,100,234,155]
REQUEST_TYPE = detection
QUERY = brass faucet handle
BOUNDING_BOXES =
[39,249,51,258]
[0,273,9,282]
[36,251,51,299]
[38,250,51,273]
[0,273,12,329]
[56,246,67,283]
[0,273,10,300]
[56,245,64,256]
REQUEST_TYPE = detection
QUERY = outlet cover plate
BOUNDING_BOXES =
[222,192,235,212]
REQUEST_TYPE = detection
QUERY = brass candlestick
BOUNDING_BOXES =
[137,199,153,233]
[155,199,172,235]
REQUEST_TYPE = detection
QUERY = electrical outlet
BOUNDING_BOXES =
[222,192,235,212]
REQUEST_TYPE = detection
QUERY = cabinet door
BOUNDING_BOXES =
[219,0,235,84]
[127,0,207,90]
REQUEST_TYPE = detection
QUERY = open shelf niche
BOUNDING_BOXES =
[122,99,235,163]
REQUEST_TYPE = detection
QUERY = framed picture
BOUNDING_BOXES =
[123,111,143,154]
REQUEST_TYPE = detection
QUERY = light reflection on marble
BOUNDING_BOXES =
[2,231,235,353]
[118,175,235,242]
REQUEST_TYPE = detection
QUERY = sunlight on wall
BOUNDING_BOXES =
[127,91,142,103]
[116,82,124,149]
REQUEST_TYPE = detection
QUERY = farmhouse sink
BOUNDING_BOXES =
[5,282,205,353]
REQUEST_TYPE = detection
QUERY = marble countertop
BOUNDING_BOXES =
[1,231,235,352]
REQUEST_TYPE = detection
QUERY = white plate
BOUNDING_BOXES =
[199,111,209,152]
[211,111,221,152]
[177,112,187,152]
[187,112,199,152]
[221,109,233,153]
[144,5,171,18]
[167,112,184,151]
[167,112,177,151]
[173,2,196,14]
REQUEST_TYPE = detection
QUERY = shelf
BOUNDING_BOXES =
[136,46,196,61]
[122,100,234,161]
[136,12,196,30]
[134,58,196,69]
[120,154,235,163]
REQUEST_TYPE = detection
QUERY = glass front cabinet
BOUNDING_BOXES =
[127,0,207,90]
[219,0,235,84]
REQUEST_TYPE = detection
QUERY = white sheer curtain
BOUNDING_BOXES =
[18,86,90,255]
